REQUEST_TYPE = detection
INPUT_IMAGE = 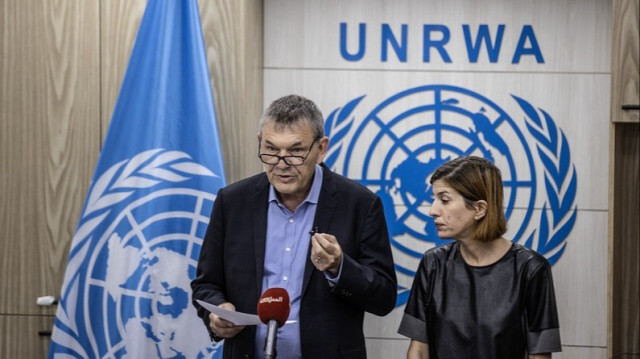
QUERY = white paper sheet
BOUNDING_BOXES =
[196,299,264,325]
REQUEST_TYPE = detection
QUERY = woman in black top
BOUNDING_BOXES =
[398,156,561,359]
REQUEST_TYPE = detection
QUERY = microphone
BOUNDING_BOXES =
[257,288,290,359]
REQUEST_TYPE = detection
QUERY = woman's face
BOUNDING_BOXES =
[428,179,479,241]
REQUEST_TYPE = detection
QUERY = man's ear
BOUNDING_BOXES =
[474,200,488,220]
[316,136,330,164]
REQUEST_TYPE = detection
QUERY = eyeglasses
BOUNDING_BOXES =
[258,137,319,166]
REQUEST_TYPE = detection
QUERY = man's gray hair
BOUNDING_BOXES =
[259,94,325,138]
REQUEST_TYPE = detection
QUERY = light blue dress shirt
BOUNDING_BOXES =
[254,164,335,359]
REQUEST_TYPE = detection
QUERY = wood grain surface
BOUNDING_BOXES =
[0,0,100,316]
[0,315,55,358]
[1,0,264,357]
[610,123,640,357]
[611,0,640,124]
[99,0,147,138]
[609,0,640,357]
[1,1,100,357]
[199,0,264,183]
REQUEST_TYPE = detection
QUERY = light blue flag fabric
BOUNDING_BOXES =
[49,1,225,357]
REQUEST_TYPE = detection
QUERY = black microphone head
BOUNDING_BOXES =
[257,287,290,327]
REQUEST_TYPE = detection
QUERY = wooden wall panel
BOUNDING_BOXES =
[611,0,639,124]
[609,122,640,357]
[1,0,264,357]
[99,0,147,138]
[0,0,100,357]
[0,316,55,358]
[0,0,100,315]
[199,0,264,183]
[609,0,640,357]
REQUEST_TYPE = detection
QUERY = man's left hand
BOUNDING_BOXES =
[310,233,342,276]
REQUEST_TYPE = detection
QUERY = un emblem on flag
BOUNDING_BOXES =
[52,149,223,358]
[87,188,216,357]
[324,85,578,306]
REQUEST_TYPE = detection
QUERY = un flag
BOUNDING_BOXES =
[49,1,226,358]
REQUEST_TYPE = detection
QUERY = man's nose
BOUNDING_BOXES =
[275,156,290,168]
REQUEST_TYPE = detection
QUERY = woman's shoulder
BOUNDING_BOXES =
[510,242,552,272]
[424,241,457,260]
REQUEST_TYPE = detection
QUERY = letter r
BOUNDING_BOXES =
[423,25,452,63]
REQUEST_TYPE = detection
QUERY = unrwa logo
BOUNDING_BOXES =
[324,85,578,307]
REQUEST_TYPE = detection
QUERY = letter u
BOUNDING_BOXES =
[340,22,366,61]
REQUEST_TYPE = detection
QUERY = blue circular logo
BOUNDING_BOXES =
[51,149,224,358]
[85,188,219,358]
[325,85,577,306]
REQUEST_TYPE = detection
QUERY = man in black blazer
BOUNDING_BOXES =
[191,95,397,359]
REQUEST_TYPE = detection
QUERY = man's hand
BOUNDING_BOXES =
[208,302,245,338]
[310,233,343,276]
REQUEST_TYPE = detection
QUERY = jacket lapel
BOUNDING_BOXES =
[253,175,270,296]
[301,166,339,297]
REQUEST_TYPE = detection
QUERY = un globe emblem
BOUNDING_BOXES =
[84,188,218,358]
[52,149,224,358]
[325,85,577,306]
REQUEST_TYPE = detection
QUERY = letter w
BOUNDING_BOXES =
[463,24,505,63]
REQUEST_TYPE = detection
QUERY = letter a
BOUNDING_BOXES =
[512,25,544,63]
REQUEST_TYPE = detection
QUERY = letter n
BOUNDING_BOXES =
[381,24,408,62]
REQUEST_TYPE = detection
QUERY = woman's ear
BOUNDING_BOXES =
[473,200,488,220]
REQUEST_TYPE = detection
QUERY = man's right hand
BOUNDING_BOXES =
[209,302,246,338]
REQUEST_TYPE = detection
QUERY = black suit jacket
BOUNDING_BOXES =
[191,165,397,358]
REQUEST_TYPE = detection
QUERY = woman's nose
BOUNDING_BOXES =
[428,204,439,217]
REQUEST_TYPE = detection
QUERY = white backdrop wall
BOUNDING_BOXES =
[264,1,610,358]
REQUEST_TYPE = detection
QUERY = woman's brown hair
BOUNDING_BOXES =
[430,156,507,242]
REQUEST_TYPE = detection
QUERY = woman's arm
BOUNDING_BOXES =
[407,340,429,359]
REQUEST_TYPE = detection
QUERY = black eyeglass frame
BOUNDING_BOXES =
[257,137,320,166]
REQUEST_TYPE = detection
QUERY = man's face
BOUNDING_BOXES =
[259,119,328,206]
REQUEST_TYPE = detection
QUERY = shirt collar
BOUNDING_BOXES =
[268,164,324,206]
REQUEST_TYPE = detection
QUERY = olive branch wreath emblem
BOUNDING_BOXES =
[76,148,217,243]
[513,95,578,265]
[56,148,218,335]
[324,93,577,266]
